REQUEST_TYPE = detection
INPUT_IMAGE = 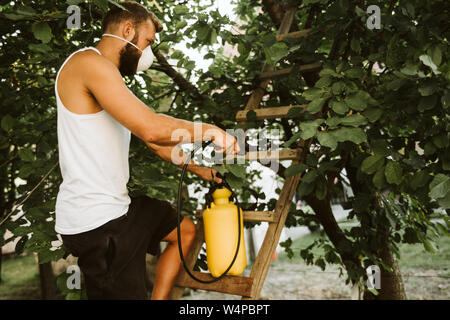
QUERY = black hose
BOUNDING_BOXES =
[176,140,242,283]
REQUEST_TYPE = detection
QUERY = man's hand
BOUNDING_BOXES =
[195,167,223,183]
[145,141,223,183]
[205,127,240,155]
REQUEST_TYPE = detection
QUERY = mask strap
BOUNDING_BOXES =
[102,33,142,52]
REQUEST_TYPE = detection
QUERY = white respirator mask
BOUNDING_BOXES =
[102,33,154,72]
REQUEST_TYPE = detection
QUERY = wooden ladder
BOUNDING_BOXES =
[170,6,320,300]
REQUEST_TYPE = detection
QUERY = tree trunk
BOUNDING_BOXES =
[364,233,406,300]
[345,163,406,300]
[39,262,61,300]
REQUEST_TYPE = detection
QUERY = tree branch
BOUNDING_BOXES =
[152,49,201,97]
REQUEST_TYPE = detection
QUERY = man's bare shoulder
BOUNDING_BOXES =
[69,49,116,73]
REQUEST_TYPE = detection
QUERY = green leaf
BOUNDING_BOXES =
[285,163,308,177]
[437,193,450,209]
[399,63,418,76]
[344,68,364,78]
[1,114,15,132]
[19,164,34,178]
[325,117,342,128]
[176,20,188,30]
[385,161,403,185]
[31,22,53,43]
[315,76,332,88]
[340,114,368,127]
[173,5,189,15]
[302,170,318,184]
[350,38,360,52]
[373,166,386,189]
[92,0,108,11]
[363,107,383,122]
[418,82,436,97]
[423,239,437,253]
[331,127,367,144]
[315,176,327,200]
[361,154,385,175]
[331,81,344,95]
[266,42,289,64]
[171,49,184,59]
[319,68,340,78]
[431,46,442,66]
[211,165,228,176]
[236,42,248,57]
[286,106,303,118]
[307,97,327,113]
[345,91,368,111]
[18,148,34,162]
[428,174,450,200]
[303,87,323,101]
[35,43,55,57]
[297,181,314,197]
[246,110,256,121]
[282,131,302,148]
[418,95,437,112]
[317,131,338,150]
[209,28,218,44]
[224,173,244,190]
[433,134,449,149]
[299,119,323,139]
[197,26,210,41]
[410,170,431,190]
[419,54,438,72]
[226,164,246,178]
[330,100,349,115]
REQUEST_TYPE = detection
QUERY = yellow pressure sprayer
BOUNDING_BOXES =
[176,140,246,283]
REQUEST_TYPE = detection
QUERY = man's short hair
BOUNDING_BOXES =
[102,1,163,33]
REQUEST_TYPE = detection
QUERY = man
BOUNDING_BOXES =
[55,1,239,300]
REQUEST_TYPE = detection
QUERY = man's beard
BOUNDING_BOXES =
[118,34,140,77]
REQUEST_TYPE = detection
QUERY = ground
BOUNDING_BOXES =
[183,230,450,300]
[0,231,448,300]
[184,261,449,300]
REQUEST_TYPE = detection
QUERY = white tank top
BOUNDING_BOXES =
[55,46,131,235]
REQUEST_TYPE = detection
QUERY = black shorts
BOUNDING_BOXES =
[61,195,184,300]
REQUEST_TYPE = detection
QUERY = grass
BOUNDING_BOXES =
[397,235,450,271]
[276,228,450,272]
[0,253,41,300]
[0,229,448,300]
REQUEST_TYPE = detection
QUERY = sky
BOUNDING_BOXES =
[172,0,238,72]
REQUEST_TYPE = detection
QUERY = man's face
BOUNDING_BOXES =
[118,19,157,77]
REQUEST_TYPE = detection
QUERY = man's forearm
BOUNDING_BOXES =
[145,141,201,175]
[149,113,217,147]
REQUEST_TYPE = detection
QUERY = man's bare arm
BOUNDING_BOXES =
[145,141,222,183]
[82,54,221,146]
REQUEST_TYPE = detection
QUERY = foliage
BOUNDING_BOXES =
[0,0,449,299]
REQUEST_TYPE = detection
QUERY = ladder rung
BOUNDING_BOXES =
[224,148,302,162]
[259,62,322,80]
[195,210,276,223]
[243,211,276,222]
[277,29,311,41]
[236,105,307,122]
[175,271,253,297]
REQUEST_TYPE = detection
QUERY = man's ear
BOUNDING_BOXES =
[121,20,136,42]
